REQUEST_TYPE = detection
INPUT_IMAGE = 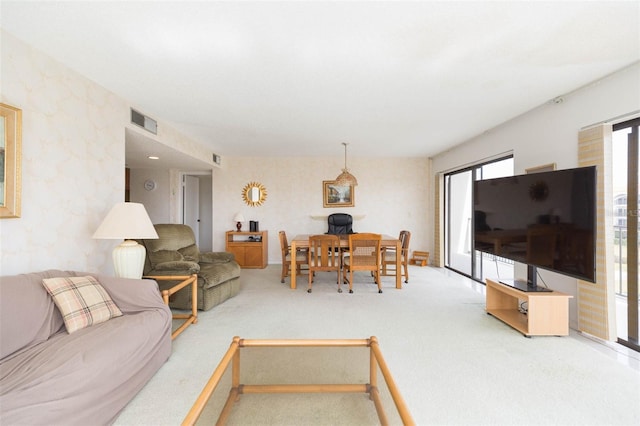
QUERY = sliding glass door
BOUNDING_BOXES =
[444,157,513,282]
[446,170,474,276]
[613,118,639,351]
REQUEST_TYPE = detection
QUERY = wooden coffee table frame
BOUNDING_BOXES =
[182,336,415,426]
[145,274,198,340]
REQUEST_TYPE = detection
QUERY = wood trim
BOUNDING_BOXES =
[145,274,198,340]
[181,337,415,426]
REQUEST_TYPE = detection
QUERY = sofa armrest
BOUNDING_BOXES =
[199,251,235,264]
[150,261,200,274]
[91,274,170,316]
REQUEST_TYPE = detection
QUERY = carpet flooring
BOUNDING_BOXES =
[114,265,640,425]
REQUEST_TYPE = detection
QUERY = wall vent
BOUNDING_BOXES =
[131,108,157,134]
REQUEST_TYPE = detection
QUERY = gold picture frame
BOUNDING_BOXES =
[525,163,556,174]
[0,103,22,218]
[323,180,354,208]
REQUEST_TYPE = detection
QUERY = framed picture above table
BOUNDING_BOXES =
[323,180,354,208]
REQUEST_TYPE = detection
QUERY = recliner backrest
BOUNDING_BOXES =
[141,224,201,270]
[327,213,354,235]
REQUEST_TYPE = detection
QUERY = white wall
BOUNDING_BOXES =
[0,31,126,275]
[0,31,217,276]
[431,62,640,328]
[433,63,639,175]
[213,156,431,265]
[129,168,172,224]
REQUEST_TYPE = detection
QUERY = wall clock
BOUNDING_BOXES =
[144,179,156,191]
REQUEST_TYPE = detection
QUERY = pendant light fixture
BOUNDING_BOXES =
[335,142,358,186]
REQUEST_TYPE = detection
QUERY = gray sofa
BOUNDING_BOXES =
[0,270,172,425]
[140,224,241,311]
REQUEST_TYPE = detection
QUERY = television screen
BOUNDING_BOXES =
[473,166,597,284]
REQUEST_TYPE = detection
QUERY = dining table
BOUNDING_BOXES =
[289,234,403,290]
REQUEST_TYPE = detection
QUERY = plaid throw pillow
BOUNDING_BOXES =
[42,276,123,334]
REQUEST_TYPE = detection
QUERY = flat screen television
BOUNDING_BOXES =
[473,166,597,291]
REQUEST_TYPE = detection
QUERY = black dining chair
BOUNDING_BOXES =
[326,213,355,235]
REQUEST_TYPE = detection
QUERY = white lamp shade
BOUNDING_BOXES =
[93,202,158,239]
[234,212,245,222]
[93,202,158,279]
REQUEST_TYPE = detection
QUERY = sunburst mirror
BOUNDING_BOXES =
[242,182,267,207]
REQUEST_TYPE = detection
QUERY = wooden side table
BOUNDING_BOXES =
[225,230,268,268]
[145,274,198,340]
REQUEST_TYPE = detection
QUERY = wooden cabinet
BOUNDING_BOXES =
[485,279,572,337]
[226,231,268,269]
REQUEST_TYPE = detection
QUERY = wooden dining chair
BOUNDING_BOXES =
[307,234,342,293]
[279,231,308,283]
[342,233,382,294]
[381,230,411,283]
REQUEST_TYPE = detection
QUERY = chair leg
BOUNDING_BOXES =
[403,261,409,283]
[281,263,287,283]
[375,270,383,293]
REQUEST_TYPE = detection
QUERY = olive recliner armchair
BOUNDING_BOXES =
[139,224,241,311]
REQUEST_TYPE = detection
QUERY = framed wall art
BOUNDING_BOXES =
[323,180,354,208]
[525,163,556,174]
[0,103,22,218]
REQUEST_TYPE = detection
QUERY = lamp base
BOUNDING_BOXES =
[112,240,146,279]
[236,221,242,231]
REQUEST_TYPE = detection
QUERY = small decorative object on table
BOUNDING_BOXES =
[234,212,245,231]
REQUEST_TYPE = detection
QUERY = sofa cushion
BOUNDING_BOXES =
[41,276,123,334]
[199,261,241,290]
[152,261,200,274]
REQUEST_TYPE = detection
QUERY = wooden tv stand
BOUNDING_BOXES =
[485,279,572,337]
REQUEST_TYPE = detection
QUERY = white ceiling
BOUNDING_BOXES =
[1,1,639,162]
[124,128,214,171]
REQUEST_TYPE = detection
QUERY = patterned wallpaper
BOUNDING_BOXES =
[0,31,126,275]
[212,156,431,264]
[0,31,216,276]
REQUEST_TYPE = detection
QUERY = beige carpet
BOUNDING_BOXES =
[114,265,640,425]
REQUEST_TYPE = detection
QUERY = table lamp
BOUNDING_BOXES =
[234,212,245,231]
[92,202,159,279]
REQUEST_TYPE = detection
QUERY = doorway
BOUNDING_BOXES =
[182,173,213,252]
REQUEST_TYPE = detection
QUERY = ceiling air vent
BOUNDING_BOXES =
[131,108,157,134]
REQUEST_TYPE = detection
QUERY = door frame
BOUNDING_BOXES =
[443,155,513,283]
